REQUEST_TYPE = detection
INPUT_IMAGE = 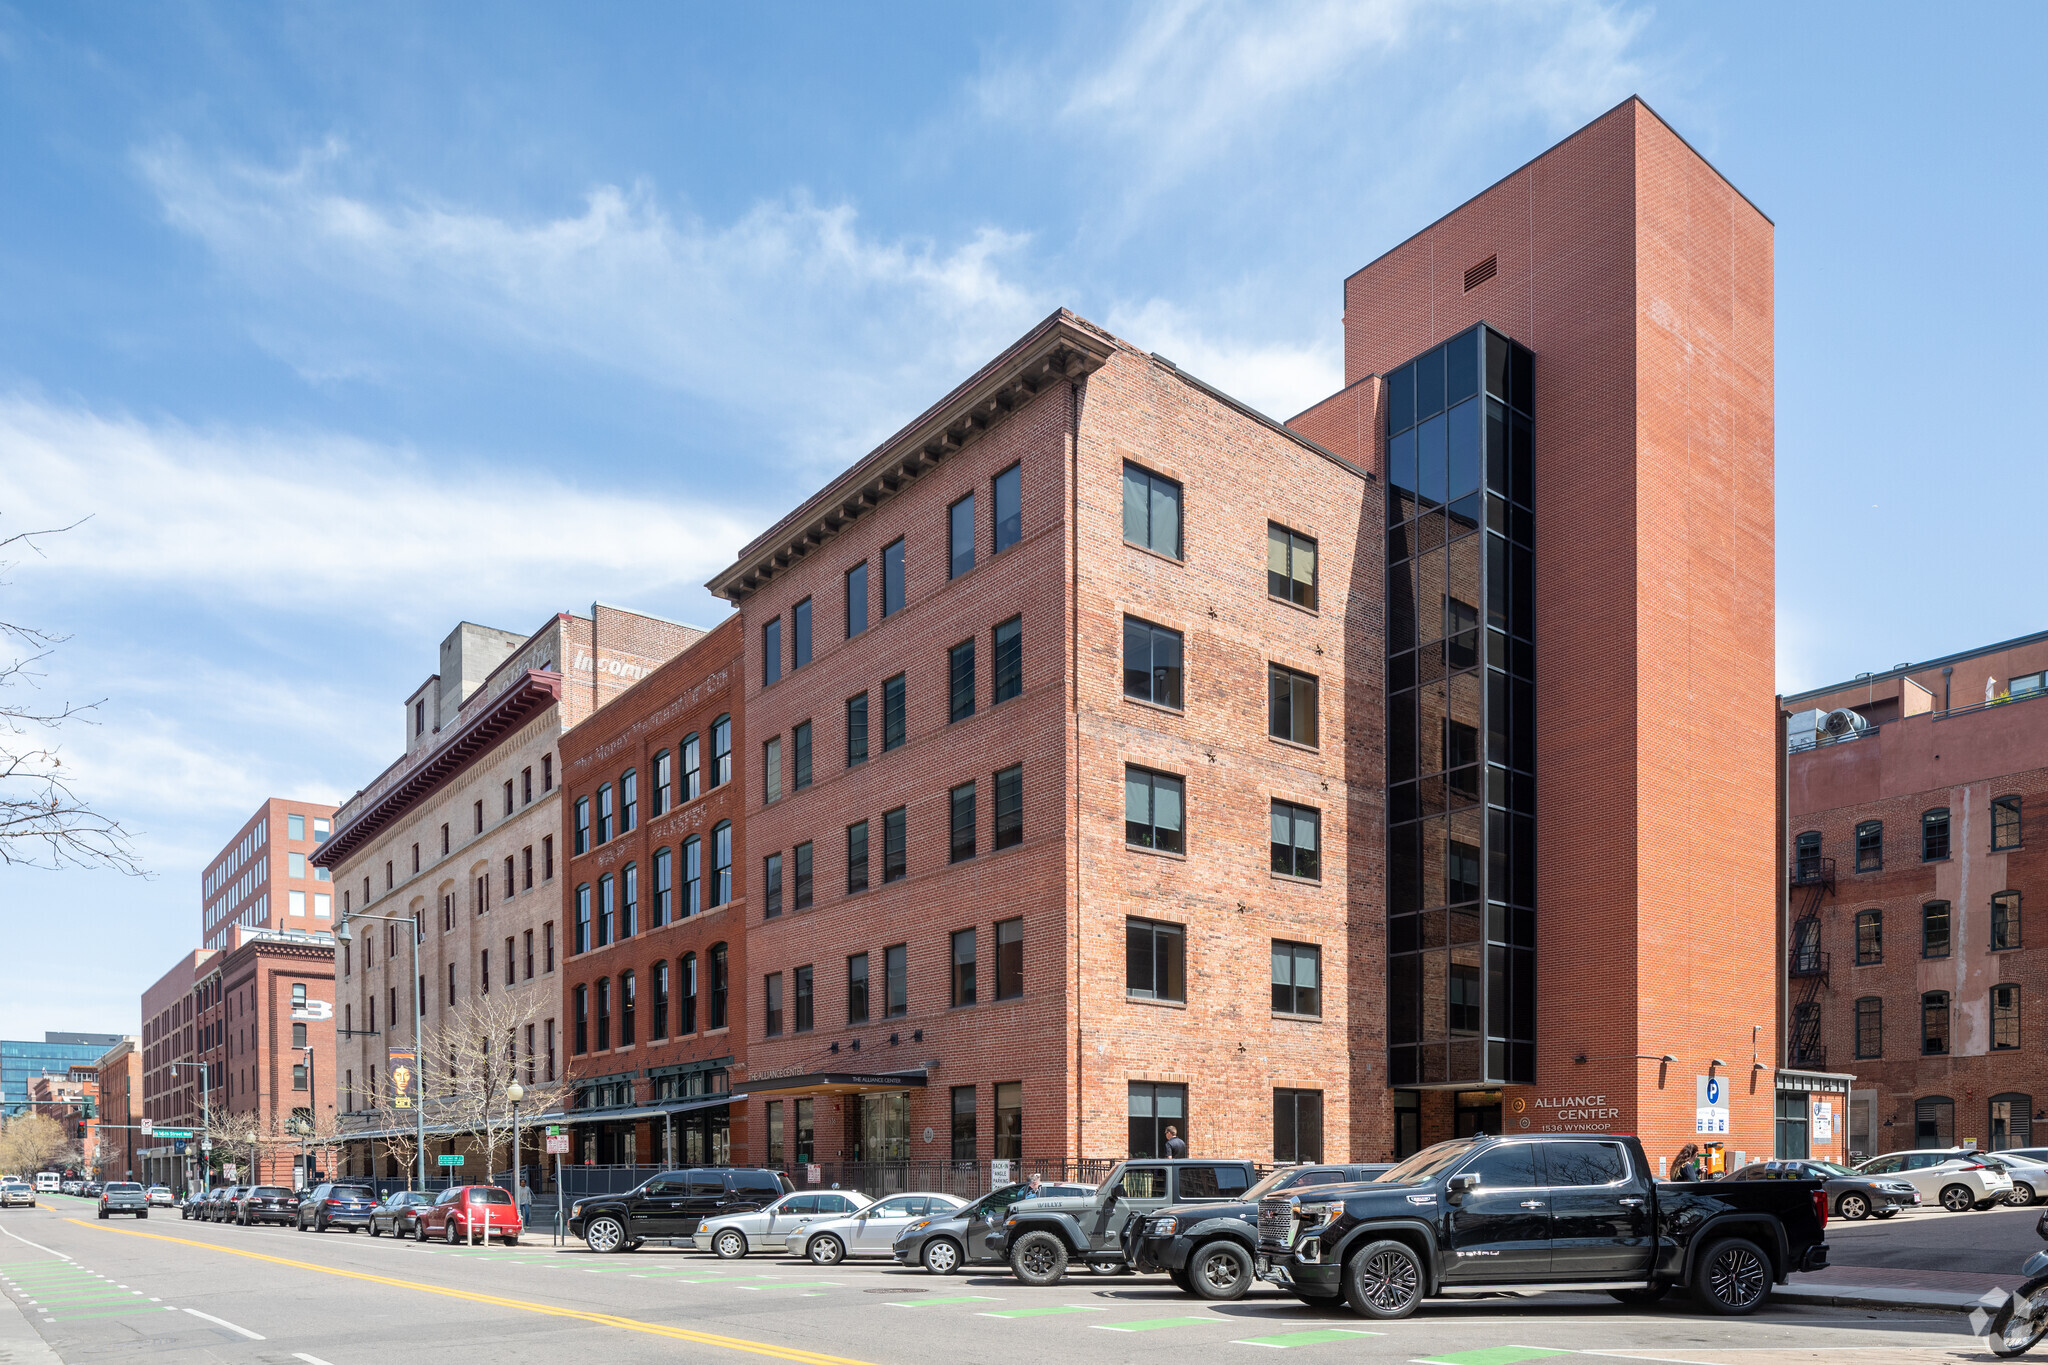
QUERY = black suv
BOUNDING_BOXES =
[569,1168,793,1253]
[1132,1163,1392,1299]
[997,1159,1260,1282]
[235,1186,301,1226]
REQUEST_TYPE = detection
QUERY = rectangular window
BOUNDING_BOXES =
[884,943,907,1017]
[504,778,515,816]
[1122,618,1184,709]
[949,640,975,722]
[794,841,813,910]
[992,463,1021,554]
[710,945,729,1029]
[544,921,554,971]
[1273,1088,1324,1164]
[951,928,977,1006]
[1122,462,1183,558]
[992,616,1022,704]
[1922,991,1950,1055]
[1271,941,1321,1016]
[846,694,868,766]
[1994,795,2023,851]
[993,764,1023,850]
[1267,524,1318,610]
[712,822,732,906]
[949,782,976,862]
[883,538,905,617]
[712,716,732,786]
[792,597,812,669]
[1923,808,1951,861]
[289,889,306,917]
[475,798,485,834]
[846,562,869,639]
[622,770,639,832]
[621,862,639,937]
[682,734,701,799]
[847,952,870,1024]
[597,875,615,947]
[762,618,782,685]
[620,971,636,1047]
[1994,891,2023,952]
[1125,767,1185,854]
[763,852,784,918]
[288,851,306,878]
[293,1022,307,1048]
[596,786,614,841]
[1854,997,1881,1059]
[1268,664,1319,746]
[524,929,534,980]
[882,806,907,882]
[1923,901,1951,958]
[763,736,783,803]
[952,1085,978,1162]
[1855,820,1883,872]
[652,752,670,816]
[794,965,814,1033]
[542,835,554,880]
[1125,918,1185,1002]
[289,813,306,840]
[574,798,590,855]
[883,674,907,751]
[653,846,672,927]
[682,837,701,916]
[995,1082,1022,1160]
[1128,1081,1187,1159]
[543,754,553,791]
[652,960,670,1041]
[949,494,975,578]
[793,721,812,790]
[1270,800,1321,879]
[574,884,591,954]
[1994,984,2021,1051]
[1855,910,1882,965]
[847,820,869,895]
[995,917,1023,1000]
[764,973,783,1037]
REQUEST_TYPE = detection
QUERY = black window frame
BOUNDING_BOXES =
[992,616,1023,705]
[764,971,783,1037]
[950,928,976,1007]
[846,693,868,766]
[882,673,907,751]
[1270,799,1321,880]
[993,763,1023,850]
[711,715,732,787]
[793,841,813,911]
[1267,523,1318,610]
[884,943,907,1018]
[1855,819,1883,872]
[992,462,1022,554]
[1922,900,1951,959]
[1994,795,2023,851]
[949,493,975,579]
[1994,890,2023,952]
[847,952,870,1025]
[763,852,783,919]
[1854,996,1882,1059]
[1271,940,1321,1017]
[882,538,905,617]
[882,806,907,882]
[951,1084,978,1162]
[792,597,813,670]
[1125,917,1185,1003]
[994,917,1023,1000]
[792,720,812,790]
[949,639,975,722]
[1994,983,2021,1051]
[1268,663,1319,747]
[1854,908,1882,965]
[1124,766,1185,855]
[1273,1088,1324,1164]
[762,618,782,686]
[794,965,814,1033]
[1922,990,1950,1056]
[1122,461,1183,560]
[1922,807,1951,861]
[949,782,976,863]
[845,562,869,640]
[1122,616,1184,710]
[846,820,869,895]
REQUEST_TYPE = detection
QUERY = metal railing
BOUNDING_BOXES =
[539,1156,1135,1204]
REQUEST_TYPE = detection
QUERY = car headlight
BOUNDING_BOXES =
[1295,1201,1343,1229]
[1151,1216,1179,1236]
[571,1202,584,1219]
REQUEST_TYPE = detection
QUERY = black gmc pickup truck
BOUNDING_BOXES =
[1256,1134,1829,1319]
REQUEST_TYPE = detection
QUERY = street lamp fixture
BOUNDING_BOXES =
[334,910,428,1192]
[507,1082,524,1208]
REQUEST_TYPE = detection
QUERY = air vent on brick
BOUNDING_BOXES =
[1463,254,1498,292]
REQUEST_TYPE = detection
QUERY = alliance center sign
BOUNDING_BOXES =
[1509,1092,1622,1133]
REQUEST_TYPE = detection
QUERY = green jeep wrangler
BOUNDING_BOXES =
[993,1159,1256,1284]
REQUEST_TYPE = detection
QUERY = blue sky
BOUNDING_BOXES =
[2,1,2044,1038]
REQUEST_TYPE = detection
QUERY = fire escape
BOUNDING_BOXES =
[1788,852,1834,1069]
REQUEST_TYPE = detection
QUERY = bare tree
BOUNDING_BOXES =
[0,519,141,873]
[0,1112,70,1176]
[436,989,567,1185]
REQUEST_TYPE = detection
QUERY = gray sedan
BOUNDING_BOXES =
[1724,1158,1917,1220]
[367,1190,436,1238]
[892,1181,1095,1274]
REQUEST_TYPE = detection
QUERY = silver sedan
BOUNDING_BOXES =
[788,1193,967,1265]
[694,1190,871,1258]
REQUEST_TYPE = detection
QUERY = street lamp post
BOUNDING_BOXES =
[333,910,427,1193]
[245,1129,259,1188]
[297,1044,318,1188]
[507,1082,524,1214]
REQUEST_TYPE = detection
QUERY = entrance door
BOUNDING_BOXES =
[1542,1140,1653,1279]
[1441,1143,1549,1283]
[1454,1090,1503,1138]
[860,1093,910,1161]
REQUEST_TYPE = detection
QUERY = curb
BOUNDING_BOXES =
[1778,1283,2006,1316]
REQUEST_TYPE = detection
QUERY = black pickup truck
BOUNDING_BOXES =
[1256,1134,1829,1319]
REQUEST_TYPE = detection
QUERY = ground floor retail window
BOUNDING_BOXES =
[1915,1095,1955,1149]
[1274,1088,1323,1163]
[1992,1094,2034,1151]
[766,1100,784,1168]
[1453,1089,1501,1138]
[1129,1081,1187,1158]
[951,1085,977,1161]
[1774,1093,1810,1159]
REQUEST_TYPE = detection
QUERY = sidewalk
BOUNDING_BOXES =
[1780,1263,2025,1315]
[0,1282,62,1365]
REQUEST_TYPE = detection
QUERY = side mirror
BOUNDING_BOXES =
[1446,1174,1479,1202]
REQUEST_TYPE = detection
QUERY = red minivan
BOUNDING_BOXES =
[414,1185,522,1246]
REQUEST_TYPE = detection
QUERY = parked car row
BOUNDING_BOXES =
[181,1181,524,1243]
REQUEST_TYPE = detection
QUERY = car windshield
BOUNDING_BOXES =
[1242,1168,1325,1200]
[1807,1162,1857,1177]
[1379,1141,1478,1184]
[106,1183,141,1192]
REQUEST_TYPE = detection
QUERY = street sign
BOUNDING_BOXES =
[1695,1075,1729,1135]
[174,1140,186,1155]
[291,1000,334,1021]
[154,1128,192,1140]
[544,1134,570,1155]
[140,1119,154,1137]
[437,1154,464,1167]
[546,1125,562,1137]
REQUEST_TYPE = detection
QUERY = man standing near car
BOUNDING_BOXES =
[1164,1126,1186,1159]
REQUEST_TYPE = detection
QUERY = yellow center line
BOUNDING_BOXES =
[67,1221,873,1365]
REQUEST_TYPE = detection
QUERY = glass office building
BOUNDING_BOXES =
[2,1033,125,1115]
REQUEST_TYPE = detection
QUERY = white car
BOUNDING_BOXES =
[694,1189,872,1259]
[787,1192,967,1265]
[1980,1153,2048,1206]
[145,1186,175,1207]
[1855,1148,2014,1211]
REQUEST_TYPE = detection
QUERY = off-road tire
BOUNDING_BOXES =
[1341,1238,1425,1320]
[921,1237,962,1275]
[1187,1240,1254,1301]
[1690,1236,1771,1315]
[1009,1229,1070,1286]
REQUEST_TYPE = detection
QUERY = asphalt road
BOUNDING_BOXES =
[1828,1200,2045,1275]
[0,1193,2014,1365]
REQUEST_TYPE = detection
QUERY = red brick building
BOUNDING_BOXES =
[1785,630,2048,1161]
[94,1038,142,1181]
[202,798,340,950]
[559,617,749,1166]
[198,928,337,1187]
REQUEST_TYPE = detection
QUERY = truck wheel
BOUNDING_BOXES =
[1188,1240,1254,1301]
[1009,1230,1069,1285]
[921,1238,962,1275]
[1608,1284,1669,1305]
[1940,1184,1974,1213]
[585,1216,627,1254]
[1836,1193,1869,1220]
[1691,1236,1771,1315]
[1342,1239,1425,1320]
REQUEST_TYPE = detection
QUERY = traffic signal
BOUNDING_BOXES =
[73,1120,86,1139]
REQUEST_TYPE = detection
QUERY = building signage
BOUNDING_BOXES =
[291,1001,334,1021]
[1813,1099,1833,1142]
[1515,1092,1621,1133]
[1696,1076,1730,1135]
[388,1046,417,1110]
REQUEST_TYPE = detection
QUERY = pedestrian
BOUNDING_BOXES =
[1026,1171,1043,1196]
[1164,1126,1187,1159]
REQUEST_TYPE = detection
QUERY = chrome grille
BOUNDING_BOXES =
[1258,1196,1296,1248]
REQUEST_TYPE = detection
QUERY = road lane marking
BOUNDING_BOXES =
[185,1307,266,1339]
[1415,1352,1570,1365]
[885,1294,997,1307]
[1093,1316,1231,1331]
[71,1221,878,1365]
[977,1305,1106,1318]
[1233,1328,1384,1347]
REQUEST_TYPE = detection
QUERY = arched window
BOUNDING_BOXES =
[620,768,638,832]
[1993,984,2022,1051]
[711,715,733,787]
[708,942,729,1030]
[574,884,592,955]
[679,953,698,1035]
[1854,909,1882,965]
[1991,1092,2034,1151]
[621,862,638,939]
[1921,991,1950,1055]
[682,835,702,916]
[1793,830,1822,881]
[1854,997,1881,1058]
[574,797,591,854]
[619,970,637,1047]
[1922,808,1951,861]
[573,984,589,1054]
[681,733,701,800]
[596,976,612,1051]
[1915,1095,1954,1148]
[711,821,733,906]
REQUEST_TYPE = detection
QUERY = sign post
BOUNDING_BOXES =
[1695,1075,1730,1135]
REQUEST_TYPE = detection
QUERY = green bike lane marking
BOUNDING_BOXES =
[1091,1315,1230,1332]
[1414,1350,1569,1365]
[885,1294,998,1308]
[976,1304,1105,1319]
[39,1306,182,1321]
[1233,1327,1385,1348]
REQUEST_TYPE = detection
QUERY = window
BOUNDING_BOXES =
[1124,767,1185,854]
[949,782,976,862]
[1267,524,1318,609]
[574,798,591,855]
[1854,819,1882,872]
[949,494,975,578]
[620,769,638,832]
[846,693,868,766]
[846,562,869,639]
[620,862,639,938]
[682,733,701,799]
[680,952,697,1034]
[1126,918,1185,1002]
[847,952,870,1024]
[1268,664,1319,746]
[793,840,813,910]
[289,889,307,917]
[763,736,783,803]
[764,973,783,1036]
[995,1082,1023,1160]
[711,716,732,786]
[292,1021,307,1047]
[414,700,426,736]
[1923,901,1951,958]
[952,1085,978,1162]
[949,640,975,722]
[595,977,611,1050]
[1122,462,1182,558]
[993,764,1023,850]
[992,463,1022,554]
[1271,941,1321,1016]
[597,874,615,947]
[951,928,976,1006]
[762,618,782,685]
[882,673,906,751]
[1270,800,1321,879]
[1922,991,1950,1055]
[1917,1096,1956,1150]
[884,943,907,1017]
[504,778,515,817]
[847,820,869,894]
[995,917,1023,1000]
[1854,909,1882,965]
[883,538,905,617]
[789,964,812,1032]
[620,970,636,1047]
[793,721,812,789]
[1995,795,2023,851]
[708,943,728,1029]
[1994,891,2023,951]
[475,798,485,834]
[711,822,732,906]
[543,834,555,880]
[1854,996,1882,1058]
[1923,808,1950,861]
[649,752,669,816]
[653,847,672,927]
[289,813,306,840]
[543,920,554,971]
[793,597,812,669]
[992,616,1023,704]
[652,960,670,1040]
[574,884,591,954]
[502,854,514,900]
[678,835,700,916]
[288,851,306,878]
[1274,1088,1323,1163]
[1122,618,1183,709]
[542,754,553,791]
[524,929,534,979]
[758,852,782,919]
[880,806,905,879]
[1128,1081,1187,1159]
[1793,830,1821,881]
[1994,984,2021,1051]
[598,784,617,843]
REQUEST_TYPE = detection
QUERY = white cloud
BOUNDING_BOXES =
[1104,298,1341,420]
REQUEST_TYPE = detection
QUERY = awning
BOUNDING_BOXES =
[1775,1068,1857,1094]
[563,1094,745,1127]
[742,1070,926,1097]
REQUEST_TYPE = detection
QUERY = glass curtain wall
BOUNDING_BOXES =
[1384,323,1536,1088]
